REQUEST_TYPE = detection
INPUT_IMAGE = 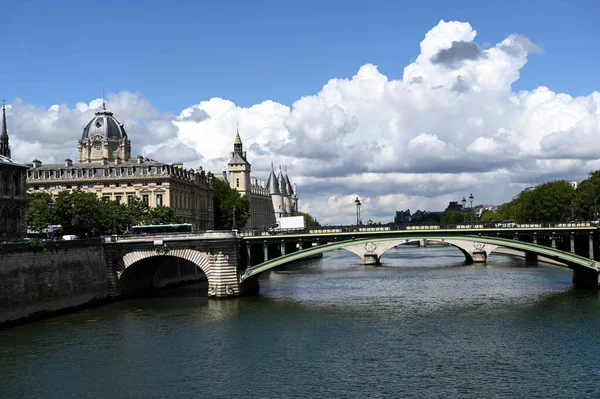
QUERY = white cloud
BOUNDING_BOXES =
[5,20,600,225]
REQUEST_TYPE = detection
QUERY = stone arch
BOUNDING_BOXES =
[120,248,212,279]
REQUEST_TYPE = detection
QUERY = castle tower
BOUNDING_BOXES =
[266,163,284,218]
[278,166,291,217]
[284,166,298,215]
[78,103,131,163]
[0,102,11,159]
[228,126,251,195]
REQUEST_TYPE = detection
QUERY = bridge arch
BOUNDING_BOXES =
[109,248,243,297]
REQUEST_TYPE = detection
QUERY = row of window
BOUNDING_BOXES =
[101,194,164,206]
[0,174,24,196]
[30,181,164,190]
[29,166,164,180]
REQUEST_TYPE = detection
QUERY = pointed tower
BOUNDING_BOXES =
[266,163,284,219]
[278,166,291,217]
[284,166,298,215]
[227,125,251,195]
[0,101,11,159]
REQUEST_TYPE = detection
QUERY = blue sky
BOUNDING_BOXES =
[3,0,599,113]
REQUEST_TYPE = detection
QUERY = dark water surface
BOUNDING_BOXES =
[2,246,600,398]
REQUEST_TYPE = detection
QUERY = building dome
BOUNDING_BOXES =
[81,108,127,140]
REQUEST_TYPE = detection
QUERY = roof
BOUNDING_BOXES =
[278,170,288,195]
[81,109,127,140]
[266,166,280,195]
[0,154,29,169]
[228,152,249,165]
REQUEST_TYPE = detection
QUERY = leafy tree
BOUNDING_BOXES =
[126,197,151,227]
[26,192,54,233]
[298,211,320,228]
[210,173,250,229]
[440,210,465,225]
[99,200,130,234]
[54,190,104,236]
[575,170,600,220]
[148,206,180,225]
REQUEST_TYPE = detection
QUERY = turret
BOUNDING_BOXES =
[266,163,284,218]
[279,166,291,217]
[284,166,297,215]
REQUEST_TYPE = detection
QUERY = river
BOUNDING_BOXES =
[2,245,600,398]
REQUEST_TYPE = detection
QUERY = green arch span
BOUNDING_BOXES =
[241,235,598,281]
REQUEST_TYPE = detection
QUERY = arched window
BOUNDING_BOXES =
[2,174,9,195]
[0,208,8,235]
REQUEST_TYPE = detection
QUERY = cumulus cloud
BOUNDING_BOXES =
[5,20,600,224]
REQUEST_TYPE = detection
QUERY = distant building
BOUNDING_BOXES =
[445,201,464,212]
[394,209,411,224]
[225,129,299,230]
[25,103,213,230]
[0,103,28,239]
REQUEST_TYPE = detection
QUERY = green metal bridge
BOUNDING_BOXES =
[241,226,600,288]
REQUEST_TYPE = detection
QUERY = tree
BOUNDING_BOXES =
[575,170,600,220]
[26,192,53,233]
[54,190,104,236]
[297,211,320,228]
[440,210,464,225]
[210,173,250,229]
[148,206,180,225]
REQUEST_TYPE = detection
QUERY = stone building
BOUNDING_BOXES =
[26,104,213,230]
[0,103,28,240]
[226,129,299,230]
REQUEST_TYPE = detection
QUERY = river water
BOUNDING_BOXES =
[2,246,600,398]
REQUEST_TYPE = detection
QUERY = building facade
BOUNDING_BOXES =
[0,104,28,240]
[26,105,213,230]
[226,130,299,230]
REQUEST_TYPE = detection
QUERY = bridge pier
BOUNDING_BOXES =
[363,253,379,265]
[572,267,600,288]
[590,232,595,260]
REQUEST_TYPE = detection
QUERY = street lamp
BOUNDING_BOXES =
[469,193,474,223]
[47,201,55,240]
[570,199,574,221]
[461,197,467,224]
[232,205,237,230]
[355,197,361,226]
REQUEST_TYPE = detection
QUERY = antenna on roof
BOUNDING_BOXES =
[102,88,106,110]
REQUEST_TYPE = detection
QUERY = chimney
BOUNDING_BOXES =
[64,158,73,167]
[115,157,122,165]
[32,159,42,168]
[137,155,144,164]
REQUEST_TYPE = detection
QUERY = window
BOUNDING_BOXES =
[77,170,83,178]
[103,183,109,188]
[102,196,110,202]
[127,182,133,187]
[142,194,149,204]
[127,195,134,203]
[45,171,50,179]
[142,182,148,186]
[94,141,102,150]
[33,185,39,190]
[128,168,133,176]
[142,167,147,175]
[115,196,122,203]
[156,181,162,186]
[88,169,94,177]
[66,185,72,189]
[88,184,94,188]
[66,171,71,178]
[77,184,83,189]
[236,178,239,188]
[156,194,163,206]
[104,169,110,177]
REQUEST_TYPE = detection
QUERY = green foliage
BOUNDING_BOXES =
[210,173,250,229]
[440,210,465,225]
[26,192,54,232]
[574,170,600,220]
[298,211,320,228]
[26,189,183,236]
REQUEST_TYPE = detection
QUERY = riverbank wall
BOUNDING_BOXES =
[0,239,109,327]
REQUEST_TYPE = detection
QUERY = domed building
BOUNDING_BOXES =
[26,104,213,231]
[78,105,131,164]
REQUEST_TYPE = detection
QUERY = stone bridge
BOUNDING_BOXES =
[103,231,258,298]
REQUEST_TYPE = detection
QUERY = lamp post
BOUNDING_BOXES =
[232,205,237,230]
[469,193,474,223]
[570,199,574,221]
[355,197,361,226]
[47,201,55,240]
[594,199,598,220]
[461,197,467,224]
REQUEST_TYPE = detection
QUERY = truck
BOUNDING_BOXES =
[270,216,305,233]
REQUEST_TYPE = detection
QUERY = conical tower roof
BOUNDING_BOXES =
[0,102,11,159]
[284,166,293,195]
[278,167,289,196]
[266,163,280,195]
